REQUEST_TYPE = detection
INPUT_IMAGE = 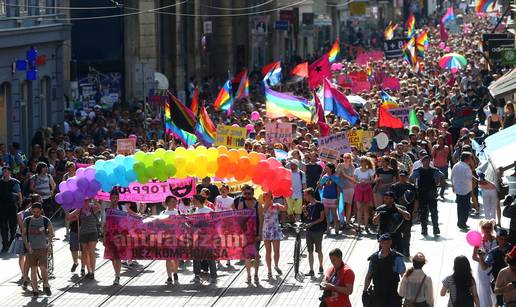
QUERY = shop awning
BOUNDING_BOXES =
[484,125,516,171]
[489,68,516,98]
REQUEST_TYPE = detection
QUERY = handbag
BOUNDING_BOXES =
[498,181,510,200]
[403,275,427,307]
[362,285,374,307]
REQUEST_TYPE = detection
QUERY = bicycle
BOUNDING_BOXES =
[282,222,308,278]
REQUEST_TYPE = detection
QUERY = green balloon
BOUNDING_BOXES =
[166,163,177,177]
[133,161,146,176]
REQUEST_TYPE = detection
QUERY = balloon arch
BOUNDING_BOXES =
[55,146,293,209]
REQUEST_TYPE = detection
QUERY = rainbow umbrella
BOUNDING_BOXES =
[439,53,468,70]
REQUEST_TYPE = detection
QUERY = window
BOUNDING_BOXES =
[19,0,27,16]
[0,1,5,16]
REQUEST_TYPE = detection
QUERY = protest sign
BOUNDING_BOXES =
[265,123,293,144]
[382,77,401,90]
[347,130,363,149]
[215,125,247,148]
[361,131,374,151]
[117,138,136,155]
[388,107,410,127]
[95,178,196,203]
[103,208,257,260]
[318,131,351,155]
[319,148,339,163]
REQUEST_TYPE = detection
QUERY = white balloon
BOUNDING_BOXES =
[376,132,389,150]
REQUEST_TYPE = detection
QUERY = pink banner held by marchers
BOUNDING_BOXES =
[103,209,258,261]
[382,77,401,90]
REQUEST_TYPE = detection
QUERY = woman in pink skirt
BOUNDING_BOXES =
[353,157,375,234]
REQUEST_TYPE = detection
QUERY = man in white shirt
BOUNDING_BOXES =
[451,152,475,229]
[287,159,306,223]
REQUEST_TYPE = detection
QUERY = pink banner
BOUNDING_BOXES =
[351,81,371,94]
[381,77,401,90]
[103,209,257,260]
[95,178,196,203]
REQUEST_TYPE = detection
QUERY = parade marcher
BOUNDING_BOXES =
[15,194,39,290]
[391,171,418,257]
[431,136,450,199]
[305,153,323,200]
[320,248,355,307]
[410,155,444,236]
[287,159,306,223]
[1,165,22,252]
[354,157,375,234]
[191,194,217,283]
[478,173,499,222]
[503,196,516,244]
[471,219,497,307]
[372,191,411,253]
[398,252,434,307]
[303,188,326,277]
[195,177,219,203]
[29,162,56,219]
[104,189,123,285]
[261,191,285,279]
[451,152,475,230]
[373,156,397,208]
[494,246,516,305]
[235,185,263,284]
[337,153,356,229]
[214,184,234,212]
[441,255,481,307]
[22,202,54,298]
[319,163,340,234]
[66,199,101,280]
[160,196,179,284]
[485,229,513,307]
[364,233,406,307]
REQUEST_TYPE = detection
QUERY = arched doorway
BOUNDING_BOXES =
[0,82,11,144]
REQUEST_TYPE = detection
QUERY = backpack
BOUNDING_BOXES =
[24,216,49,243]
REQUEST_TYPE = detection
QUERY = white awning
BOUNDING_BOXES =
[489,68,516,98]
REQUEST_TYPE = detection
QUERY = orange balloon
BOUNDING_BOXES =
[217,146,228,155]
[215,169,227,179]
[217,154,230,166]
[227,162,239,177]
[227,149,240,163]
[248,152,261,165]
[237,148,248,157]
[239,156,251,169]
[235,170,246,181]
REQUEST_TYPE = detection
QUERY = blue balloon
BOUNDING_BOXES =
[114,155,125,164]
[125,170,137,183]
[104,161,116,173]
[119,179,130,188]
[114,165,125,178]
[123,156,135,170]
[95,160,106,169]
[101,182,113,192]
[95,169,108,184]
[108,172,119,186]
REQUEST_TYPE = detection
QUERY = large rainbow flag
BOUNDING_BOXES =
[190,87,199,115]
[165,100,197,147]
[327,40,340,63]
[475,0,496,12]
[195,104,217,146]
[416,30,429,57]
[213,80,233,111]
[406,14,416,39]
[265,88,313,122]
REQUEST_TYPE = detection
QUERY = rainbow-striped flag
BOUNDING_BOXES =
[441,7,455,24]
[416,30,428,57]
[165,100,197,147]
[194,104,217,146]
[213,79,233,111]
[265,88,313,122]
[475,0,496,12]
[403,36,418,70]
[406,14,416,39]
[235,70,249,99]
[167,92,197,133]
[380,90,400,109]
[384,22,398,40]
[327,40,340,63]
[190,87,199,115]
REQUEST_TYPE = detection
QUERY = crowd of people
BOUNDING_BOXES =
[1,3,516,307]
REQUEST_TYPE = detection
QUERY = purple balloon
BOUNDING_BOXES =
[55,192,64,204]
[73,191,85,203]
[59,182,68,192]
[89,179,101,191]
[76,168,85,177]
[77,178,89,192]
[84,168,96,181]
[66,178,78,191]
[61,191,73,204]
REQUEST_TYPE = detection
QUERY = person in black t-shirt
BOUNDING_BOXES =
[484,228,513,306]
[302,188,326,276]
[0,166,22,252]
[390,171,418,257]
[372,191,410,254]
[195,177,220,203]
[305,154,323,200]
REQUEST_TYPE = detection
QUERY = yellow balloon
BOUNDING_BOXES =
[134,151,145,162]
[217,146,228,155]
[248,152,261,165]
[206,147,219,161]
[185,162,196,174]
[164,150,176,164]
[237,148,248,157]
[196,146,207,155]
[175,147,187,155]
[175,169,187,179]
[155,148,166,159]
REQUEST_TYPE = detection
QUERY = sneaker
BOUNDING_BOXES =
[122,261,130,268]
[71,263,78,273]
[433,227,441,235]
[246,275,252,283]
[319,267,324,274]
[254,275,259,283]
[166,277,172,285]
[173,273,178,282]
[80,269,85,276]
[267,272,273,279]
[22,281,28,290]
[421,229,428,236]
[274,267,283,275]
[210,276,218,284]
[33,291,39,298]
[192,276,201,283]
[113,277,120,286]
[43,286,52,296]
[305,270,315,277]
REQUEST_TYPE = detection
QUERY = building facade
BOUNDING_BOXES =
[0,0,71,151]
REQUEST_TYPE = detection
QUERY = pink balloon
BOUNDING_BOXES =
[451,67,459,73]
[128,134,138,140]
[444,47,451,52]
[466,230,482,247]
[245,124,255,133]
[251,111,261,121]
[438,42,446,49]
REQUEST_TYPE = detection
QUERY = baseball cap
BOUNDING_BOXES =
[496,228,508,237]
[421,155,431,161]
[383,190,395,197]
[378,233,392,242]
[399,170,409,176]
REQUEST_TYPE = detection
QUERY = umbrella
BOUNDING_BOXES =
[439,53,468,70]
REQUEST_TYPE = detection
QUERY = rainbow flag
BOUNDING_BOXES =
[327,40,340,63]
[323,79,359,124]
[403,37,418,70]
[213,79,233,111]
[380,90,399,109]
[195,104,217,146]
[262,61,282,87]
[384,22,398,40]
[475,0,496,12]
[406,14,416,39]
[416,30,428,57]
[265,88,313,122]
[190,87,199,115]
[441,7,455,24]
[165,100,197,147]
[235,70,249,99]
[167,92,197,133]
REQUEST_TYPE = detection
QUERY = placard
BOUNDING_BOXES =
[116,138,136,155]
[347,130,363,149]
[318,131,351,155]
[319,148,339,163]
[265,123,293,144]
[215,125,247,148]
[361,131,374,151]
[388,107,410,127]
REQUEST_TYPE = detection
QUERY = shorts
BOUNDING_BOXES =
[342,188,355,204]
[286,198,303,215]
[70,232,80,252]
[79,232,98,244]
[306,231,323,253]
[322,198,338,209]
[354,183,373,202]
[14,237,25,255]
[27,248,47,267]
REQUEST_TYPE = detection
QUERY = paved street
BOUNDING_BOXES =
[0,181,506,306]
